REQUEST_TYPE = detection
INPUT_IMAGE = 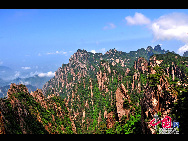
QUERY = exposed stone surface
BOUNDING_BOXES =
[31,89,48,109]
[106,111,116,129]
[141,57,179,134]
[116,84,130,122]
[7,83,29,99]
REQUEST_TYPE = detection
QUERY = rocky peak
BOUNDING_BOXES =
[134,57,148,73]
[154,44,161,52]
[141,61,179,134]
[30,89,48,109]
[149,56,162,67]
[0,83,74,134]
[146,46,153,52]
[183,51,188,57]
[7,83,29,99]
[105,48,118,55]
[116,83,130,122]
[70,49,88,63]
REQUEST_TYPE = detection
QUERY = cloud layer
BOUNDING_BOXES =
[38,71,55,77]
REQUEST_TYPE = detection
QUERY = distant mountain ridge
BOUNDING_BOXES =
[0,75,52,98]
[0,84,37,98]
[0,66,14,80]
[10,75,52,89]
[183,51,188,57]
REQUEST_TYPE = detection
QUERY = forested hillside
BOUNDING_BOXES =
[0,45,188,134]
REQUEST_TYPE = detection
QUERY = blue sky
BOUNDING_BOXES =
[1,9,188,80]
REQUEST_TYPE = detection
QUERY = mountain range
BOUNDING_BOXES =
[0,66,14,81]
[0,45,188,134]
[0,75,52,98]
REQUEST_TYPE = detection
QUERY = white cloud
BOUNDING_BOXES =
[38,71,55,77]
[47,52,53,55]
[19,81,30,85]
[103,23,116,30]
[47,51,67,55]
[178,44,188,54]
[91,50,96,54]
[29,71,40,77]
[90,48,106,54]
[150,13,188,43]
[150,12,188,54]
[21,66,31,70]
[125,12,151,25]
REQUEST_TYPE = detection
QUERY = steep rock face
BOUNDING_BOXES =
[96,61,111,92]
[7,83,29,99]
[135,57,148,73]
[141,77,177,134]
[2,45,188,134]
[30,89,48,109]
[43,46,168,97]
[42,49,99,98]
[106,111,116,129]
[131,58,148,92]
[116,84,130,122]
[140,56,180,134]
[41,47,184,134]
[5,84,35,134]
[0,84,73,134]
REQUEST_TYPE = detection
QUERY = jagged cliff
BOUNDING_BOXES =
[140,54,188,134]
[0,46,188,134]
[41,46,187,134]
[0,83,73,134]
[42,45,169,97]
